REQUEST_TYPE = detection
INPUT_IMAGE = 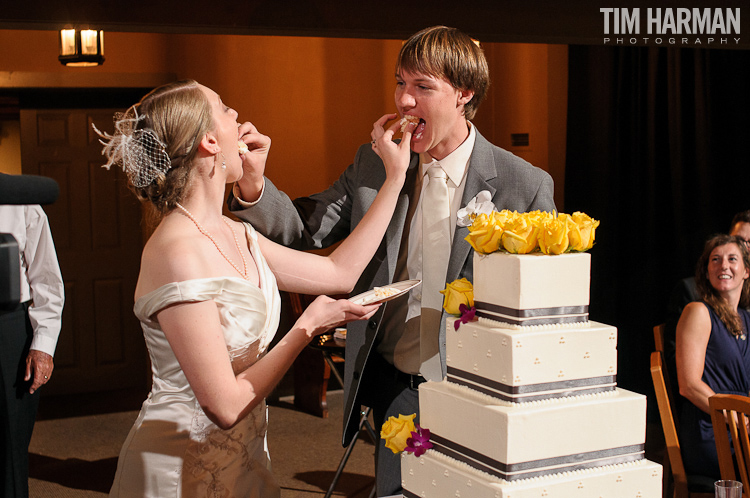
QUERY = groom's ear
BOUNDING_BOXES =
[198,132,221,155]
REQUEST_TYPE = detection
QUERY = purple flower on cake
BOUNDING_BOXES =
[405,424,433,457]
[454,304,476,331]
[457,190,495,227]
[381,414,433,456]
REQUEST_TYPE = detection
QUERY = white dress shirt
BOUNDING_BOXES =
[0,205,64,357]
[377,123,476,373]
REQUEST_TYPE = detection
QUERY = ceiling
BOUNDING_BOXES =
[1,1,747,49]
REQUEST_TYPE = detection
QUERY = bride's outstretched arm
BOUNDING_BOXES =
[258,114,417,295]
[158,294,378,430]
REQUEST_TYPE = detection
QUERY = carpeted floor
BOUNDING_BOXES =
[27,386,667,498]
[28,390,376,497]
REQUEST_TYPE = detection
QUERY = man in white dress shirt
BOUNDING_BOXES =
[0,204,64,498]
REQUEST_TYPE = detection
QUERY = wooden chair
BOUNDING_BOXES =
[709,394,750,496]
[650,351,714,498]
[653,324,676,494]
[654,324,678,414]
[654,323,667,353]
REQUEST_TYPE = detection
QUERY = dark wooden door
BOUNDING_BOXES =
[20,108,149,395]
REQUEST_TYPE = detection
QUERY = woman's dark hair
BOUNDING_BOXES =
[695,233,750,337]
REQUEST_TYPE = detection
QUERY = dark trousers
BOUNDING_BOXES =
[359,352,421,497]
[0,303,39,498]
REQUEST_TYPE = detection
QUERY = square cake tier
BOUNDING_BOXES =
[402,451,662,498]
[446,318,617,402]
[419,382,646,481]
[473,252,591,326]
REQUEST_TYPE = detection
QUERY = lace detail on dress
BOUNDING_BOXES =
[183,401,268,496]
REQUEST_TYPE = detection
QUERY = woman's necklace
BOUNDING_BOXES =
[175,202,248,280]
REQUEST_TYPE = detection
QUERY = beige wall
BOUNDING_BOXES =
[0,29,567,208]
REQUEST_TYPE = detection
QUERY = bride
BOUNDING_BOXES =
[97,79,415,497]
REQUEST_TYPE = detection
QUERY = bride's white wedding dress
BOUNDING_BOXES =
[110,225,282,497]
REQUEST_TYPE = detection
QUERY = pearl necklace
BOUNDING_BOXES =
[175,202,248,280]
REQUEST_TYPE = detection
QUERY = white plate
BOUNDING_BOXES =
[349,279,421,306]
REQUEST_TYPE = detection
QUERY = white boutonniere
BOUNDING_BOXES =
[456,190,496,227]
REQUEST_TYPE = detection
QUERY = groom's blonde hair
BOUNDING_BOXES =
[396,26,490,120]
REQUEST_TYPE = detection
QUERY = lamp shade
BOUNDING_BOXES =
[59,27,104,66]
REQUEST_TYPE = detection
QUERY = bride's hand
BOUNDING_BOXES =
[294,295,380,339]
[236,121,271,202]
[370,113,416,185]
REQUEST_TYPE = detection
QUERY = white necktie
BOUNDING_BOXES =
[420,164,450,381]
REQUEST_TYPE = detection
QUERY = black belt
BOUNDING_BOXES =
[0,300,30,316]
[395,369,426,389]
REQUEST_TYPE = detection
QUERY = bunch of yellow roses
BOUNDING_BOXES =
[465,210,600,255]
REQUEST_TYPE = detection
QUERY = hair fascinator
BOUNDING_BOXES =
[93,105,172,188]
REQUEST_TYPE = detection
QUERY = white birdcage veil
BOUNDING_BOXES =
[93,105,172,188]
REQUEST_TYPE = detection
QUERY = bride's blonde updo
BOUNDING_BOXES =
[96,79,213,215]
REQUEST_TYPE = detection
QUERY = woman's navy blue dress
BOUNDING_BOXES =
[680,303,750,479]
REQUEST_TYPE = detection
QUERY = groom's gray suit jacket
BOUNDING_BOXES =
[229,130,556,445]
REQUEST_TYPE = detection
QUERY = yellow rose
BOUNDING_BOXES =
[440,278,474,315]
[492,209,516,227]
[527,210,555,225]
[380,413,416,454]
[569,212,600,252]
[501,213,540,254]
[465,213,503,254]
[538,214,571,255]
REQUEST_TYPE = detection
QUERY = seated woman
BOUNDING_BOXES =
[96,79,416,497]
[677,233,750,480]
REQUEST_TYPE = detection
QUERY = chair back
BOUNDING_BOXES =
[651,351,692,497]
[654,323,666,353]
[654,324,681,427]
[709,393,750,496]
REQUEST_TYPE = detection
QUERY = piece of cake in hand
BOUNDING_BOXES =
[400,114,419,132]
[238,140,249,155]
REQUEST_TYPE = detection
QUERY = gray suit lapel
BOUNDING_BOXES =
[446,131,497,283]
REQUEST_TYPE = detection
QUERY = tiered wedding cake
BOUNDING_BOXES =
[399,210,662,498]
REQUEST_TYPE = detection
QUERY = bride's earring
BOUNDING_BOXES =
[215,151,226,170]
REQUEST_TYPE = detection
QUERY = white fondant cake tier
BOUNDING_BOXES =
[418,382,647,481]
[446,317,617,402]
[473,252,591,326]
[401,451,662,498]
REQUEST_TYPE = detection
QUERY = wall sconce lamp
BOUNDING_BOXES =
[59,27,105,67]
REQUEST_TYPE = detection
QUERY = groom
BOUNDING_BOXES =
[229,25,556,496]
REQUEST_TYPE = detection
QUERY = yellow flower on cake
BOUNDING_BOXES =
[492,209,516,226]
[381,413,416,454]
[538,214,571,255]
[569,211,600,252]
[527,209,555,225]
[465,213,503,254]
[458,191,599,257]
[501,212,541,254]
[440,278,474,315]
